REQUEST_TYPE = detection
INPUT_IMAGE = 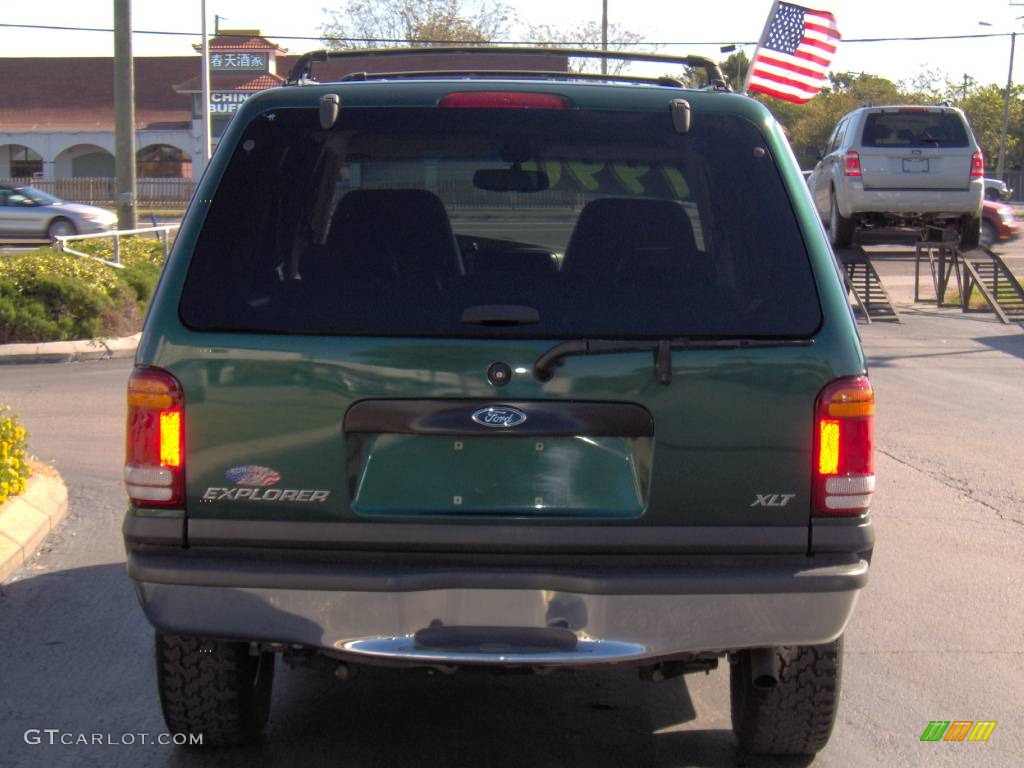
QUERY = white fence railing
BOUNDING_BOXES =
[54,225,180,268]
[0,177,196,206]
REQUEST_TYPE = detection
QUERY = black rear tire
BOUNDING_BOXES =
[959,215,981,250]
[829,194,854,249]
[980,220,997,248]
[730,637,843,756]
[156,632,275,747]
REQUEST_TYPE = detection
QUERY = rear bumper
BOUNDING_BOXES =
[127,545,868,666]
[839,182,982,219]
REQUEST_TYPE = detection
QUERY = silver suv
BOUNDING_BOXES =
[807,105,983,248]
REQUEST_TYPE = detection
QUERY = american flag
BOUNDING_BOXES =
[226,465,281,487]
[746,2,841,104]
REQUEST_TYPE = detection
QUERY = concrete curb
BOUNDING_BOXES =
[0,333,140,365]
[0,473,69,583]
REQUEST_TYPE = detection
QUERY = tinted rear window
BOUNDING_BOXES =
[180,103,821,338]
[860,111,969,148]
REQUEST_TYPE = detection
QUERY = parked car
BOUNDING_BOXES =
[0,184,117,240]
[806,105,984,249]
[123,49,874,757]
[984,177,1012,201]
[981,199,1020,247]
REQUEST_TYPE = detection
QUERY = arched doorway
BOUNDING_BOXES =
[136,144,192,178]
[1,144,43,178]
[55,144,115,178]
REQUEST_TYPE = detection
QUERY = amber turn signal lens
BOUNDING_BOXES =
[127,377,176,410]
[826,382,874,418]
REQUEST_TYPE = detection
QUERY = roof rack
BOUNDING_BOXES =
[337,69,687,88]
[286,47,728,90]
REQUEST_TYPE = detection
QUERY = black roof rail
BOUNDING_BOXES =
[286,47,728,90]
[337,69,687,87]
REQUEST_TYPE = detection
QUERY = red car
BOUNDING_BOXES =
[981,199,1020,247]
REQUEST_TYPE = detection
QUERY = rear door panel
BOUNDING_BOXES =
[149,90,853,551]
[176,338,827,529]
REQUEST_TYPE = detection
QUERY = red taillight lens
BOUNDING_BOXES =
[439,91,569,109]
[970,151,984,178]
[813,376,874,516]
[843,150,862,177]
[125,366,184,507]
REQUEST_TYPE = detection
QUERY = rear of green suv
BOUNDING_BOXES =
[123,54,874,755]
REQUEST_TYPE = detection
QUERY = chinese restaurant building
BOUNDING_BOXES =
[0,32,565,202]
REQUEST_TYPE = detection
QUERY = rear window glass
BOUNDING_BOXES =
[860,111,969,148]
[180,104,821,339]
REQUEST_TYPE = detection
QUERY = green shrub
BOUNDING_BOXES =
[77,236,167,266]
[100,283,145,337]
[0,404,30,504]
[0,276,110,343]
[0,239,168,342]
[120,259,163,305]
[0,282,57,344]
[0,248,120,295]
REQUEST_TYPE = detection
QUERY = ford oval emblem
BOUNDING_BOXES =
[471,406,528,429]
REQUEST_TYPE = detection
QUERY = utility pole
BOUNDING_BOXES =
[996,31,1016,178]
[113,0,137,230]
[601,0,608,75]
[200,0,212,167]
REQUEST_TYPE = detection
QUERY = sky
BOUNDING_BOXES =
[2,0,1023,90]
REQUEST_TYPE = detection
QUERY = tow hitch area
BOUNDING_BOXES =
[413,625,578,654]
[337,629,646,664]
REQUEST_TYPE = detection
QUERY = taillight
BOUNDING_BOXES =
[125,366,184,507]
[843,151,862,177]
[813,376,874,516]
[439,91,569,109]
[970,151,984,178]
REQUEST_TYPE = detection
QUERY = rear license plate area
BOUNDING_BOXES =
[902,158,929,173]
[348,434,650,518]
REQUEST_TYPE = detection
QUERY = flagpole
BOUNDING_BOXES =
[742,0,781,94]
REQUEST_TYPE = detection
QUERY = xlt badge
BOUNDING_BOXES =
[750,493,796,508]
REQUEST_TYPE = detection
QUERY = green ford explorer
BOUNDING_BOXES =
[123,48,875,755]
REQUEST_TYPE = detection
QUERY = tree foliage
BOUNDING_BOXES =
[524,21,647,74]
[719,50,750,91]
[737,65,1024,172]
[321,0,514,48]
[960,84,1024,171]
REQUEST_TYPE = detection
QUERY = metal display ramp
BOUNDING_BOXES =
[915,243,1024,324]
[836,246,901,323]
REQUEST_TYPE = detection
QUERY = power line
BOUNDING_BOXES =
[0,22,1016,47]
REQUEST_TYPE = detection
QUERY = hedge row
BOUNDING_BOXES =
[0,238,165,344]
[0,404,29,504]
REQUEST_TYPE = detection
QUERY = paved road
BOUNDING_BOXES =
[1,309,1022,767]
